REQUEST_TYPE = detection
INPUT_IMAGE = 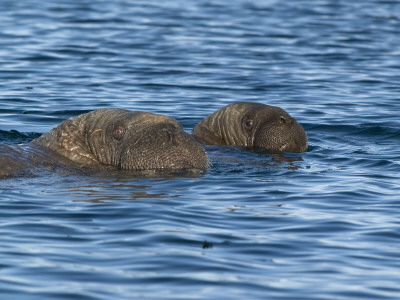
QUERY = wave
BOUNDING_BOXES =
[0,129,40,144]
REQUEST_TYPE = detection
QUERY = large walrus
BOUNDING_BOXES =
[0,108,210,178]
[192,102,308,153]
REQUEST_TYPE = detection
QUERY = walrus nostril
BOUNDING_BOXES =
[170,132,180,146]
[159,127,181,146]
[162,129,179,146]
[280,116,295,125]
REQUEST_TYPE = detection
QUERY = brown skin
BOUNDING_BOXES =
[33,108,211,170]
[192,102,308,153]
[1,109,210,178]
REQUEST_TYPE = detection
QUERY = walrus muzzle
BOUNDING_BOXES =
[117,123,211,170]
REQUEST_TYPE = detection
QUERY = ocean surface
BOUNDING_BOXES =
[1,0,400,299]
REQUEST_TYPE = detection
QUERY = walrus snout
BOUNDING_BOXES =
[278,137,308,153]
[119,122,211,171]
[254,117,308,153]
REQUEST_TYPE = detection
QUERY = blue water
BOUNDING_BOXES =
[1,0,400,299]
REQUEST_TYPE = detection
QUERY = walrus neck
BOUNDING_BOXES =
[215,105,247,146]
[80,110,117,167]
[33,112,101,167]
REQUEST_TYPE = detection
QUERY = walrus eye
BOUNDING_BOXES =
[244,119,254,130]
[280,116,287,124]
[112,125,125,140]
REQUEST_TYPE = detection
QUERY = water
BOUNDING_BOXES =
[1,0,400,299]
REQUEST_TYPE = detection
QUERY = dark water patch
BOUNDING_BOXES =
[0,130,40,144]
[21,54,65,62]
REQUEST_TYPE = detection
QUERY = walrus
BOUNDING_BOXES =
[0,108,211,178]
[192,102,308,153]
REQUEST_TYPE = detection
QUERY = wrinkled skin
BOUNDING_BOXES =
[1,109,210,178]
[192,102,308,153]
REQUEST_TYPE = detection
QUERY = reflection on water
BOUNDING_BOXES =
[67,181,174,203]
[207,145,305,171]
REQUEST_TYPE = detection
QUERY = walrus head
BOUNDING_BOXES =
[192,102,308,153]
[33,109,211,171]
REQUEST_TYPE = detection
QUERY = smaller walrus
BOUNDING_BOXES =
[192,102,308,153]
[1,109,211,178]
